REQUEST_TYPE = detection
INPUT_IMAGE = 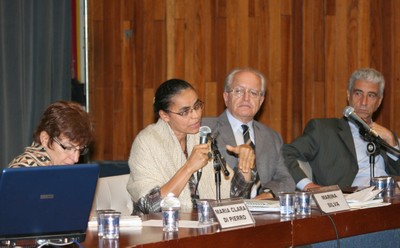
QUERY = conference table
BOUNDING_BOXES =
[82,194,400,248]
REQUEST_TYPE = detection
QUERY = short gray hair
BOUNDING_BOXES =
[224,67,267,95]
[348,68,385,97]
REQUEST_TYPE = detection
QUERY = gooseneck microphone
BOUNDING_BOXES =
[343,106,400,156]
[343,106,379,138]
[211,138,230,177]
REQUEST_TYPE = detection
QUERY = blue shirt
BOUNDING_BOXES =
[349,121,387,187]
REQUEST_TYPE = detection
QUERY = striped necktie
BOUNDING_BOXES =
[242,124,260,197]
[242,124,255,150]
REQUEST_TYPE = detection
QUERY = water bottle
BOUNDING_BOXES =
[160,193,181,232]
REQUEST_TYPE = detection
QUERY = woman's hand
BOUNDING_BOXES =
[160,142,211,198]
[185,143,211,174]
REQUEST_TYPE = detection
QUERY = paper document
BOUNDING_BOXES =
[88,215,142,228]
[243,199,280,212]
[344,186,390,209]
[345,186,381,203]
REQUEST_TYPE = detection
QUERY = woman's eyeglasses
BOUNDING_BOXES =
[53,137,89,155]
[166,100,204,118]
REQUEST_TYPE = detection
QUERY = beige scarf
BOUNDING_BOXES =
[127,119,232,210]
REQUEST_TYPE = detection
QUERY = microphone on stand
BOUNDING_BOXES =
[343,106,400,156]
[210,131,230,177]
[343,106,379,139]
[209,131,230,201]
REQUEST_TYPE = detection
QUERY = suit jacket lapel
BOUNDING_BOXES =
[217,111,237,147]
[338,118,357,160]
[252,122,262,156]
[216,111,239,168]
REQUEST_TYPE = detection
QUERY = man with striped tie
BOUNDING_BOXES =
[202,67,295,199]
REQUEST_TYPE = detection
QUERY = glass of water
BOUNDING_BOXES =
[279,192,296,217]
[99,212,121,239]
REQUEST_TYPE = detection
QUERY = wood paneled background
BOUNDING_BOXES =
[88,0,400,161]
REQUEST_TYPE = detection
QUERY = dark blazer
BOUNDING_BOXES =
[202,111,295,195]
[282,117,400,189]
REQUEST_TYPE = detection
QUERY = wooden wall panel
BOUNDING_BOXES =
[392,2,400,134]
[380,0,394,129]
[325,13,336,118]
[333,0,349,118]
[88,0,400,161]
[214,5,227,116]
[254,0,269,124]
[291,0,304,137]
[173,19,185,79]
[302,0,317,122]
[266,0,282,131]
[280,14,293,141]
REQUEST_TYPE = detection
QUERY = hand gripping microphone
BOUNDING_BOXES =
[193,126,212,205]
[196,126,211,180]
[343,106,379,138]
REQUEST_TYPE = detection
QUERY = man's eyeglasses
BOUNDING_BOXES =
[166,100,204,117]
[227,87,263,98]
[53,137,89,155]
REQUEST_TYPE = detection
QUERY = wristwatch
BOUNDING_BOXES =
[263,188,275,198]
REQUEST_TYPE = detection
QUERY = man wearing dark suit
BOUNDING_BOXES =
[283,68,400,191]
[202,67,295,199]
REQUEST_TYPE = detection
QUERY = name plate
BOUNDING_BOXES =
[211,199,255,229]
[309,185,350,213]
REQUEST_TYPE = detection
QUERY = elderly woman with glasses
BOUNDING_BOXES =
[9,101,94,168]
[127,79,256,215]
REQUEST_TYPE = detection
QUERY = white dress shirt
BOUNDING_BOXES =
[226,110,255,146]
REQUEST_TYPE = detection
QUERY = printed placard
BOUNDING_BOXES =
[212,201,255,229]
[310,185,350,213]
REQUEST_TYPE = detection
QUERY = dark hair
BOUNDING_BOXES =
[33,101,94,147]
[153,79,195,118]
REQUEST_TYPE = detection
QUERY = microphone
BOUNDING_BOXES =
[343,106,379,138]
[196,126,211,182]
[199,126,211,144]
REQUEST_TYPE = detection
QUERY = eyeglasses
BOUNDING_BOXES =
[227,87,263,98]
[53,137,89,156]
[166,100,204,117]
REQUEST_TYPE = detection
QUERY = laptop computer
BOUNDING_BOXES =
[0,163,99,244]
